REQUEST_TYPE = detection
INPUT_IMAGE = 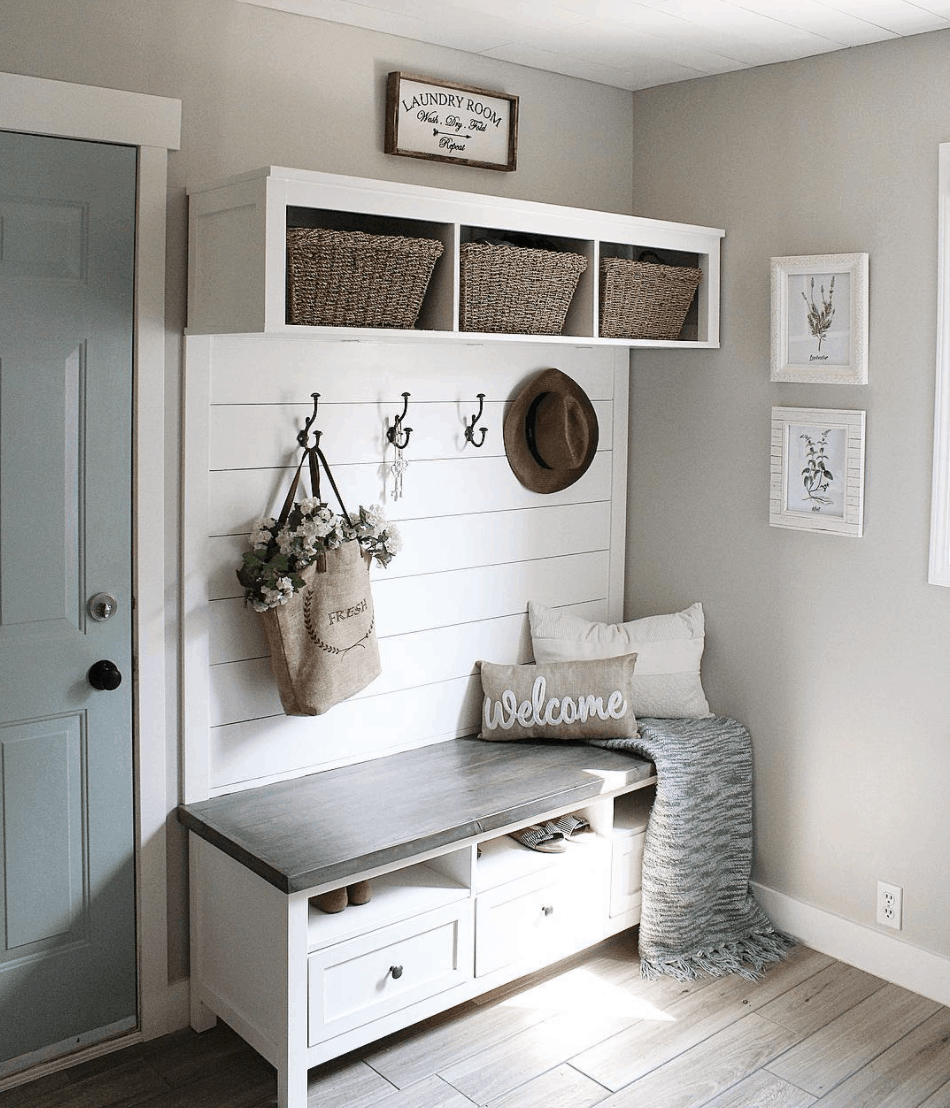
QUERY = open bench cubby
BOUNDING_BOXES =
[178,739,656,1108]
[187,165,723,346]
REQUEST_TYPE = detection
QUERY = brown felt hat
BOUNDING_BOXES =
[503,368,599,493]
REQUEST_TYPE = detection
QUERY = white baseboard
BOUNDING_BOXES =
[753,882,950,1008]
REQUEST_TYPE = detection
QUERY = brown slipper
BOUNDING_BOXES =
[312,887,348,913]
[347,880,372,905]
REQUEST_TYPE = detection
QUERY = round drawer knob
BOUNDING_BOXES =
[541,905,554,917]
[389,964,404,979]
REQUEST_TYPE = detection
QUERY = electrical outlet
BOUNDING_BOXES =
[877,880,903,929]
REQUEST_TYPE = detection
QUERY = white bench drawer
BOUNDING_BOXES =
[475,864,605,978]
[308,900,473,1044]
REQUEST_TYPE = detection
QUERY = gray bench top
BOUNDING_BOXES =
[177,737,654,893]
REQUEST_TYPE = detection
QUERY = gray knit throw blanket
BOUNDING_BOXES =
[592,716,795,981]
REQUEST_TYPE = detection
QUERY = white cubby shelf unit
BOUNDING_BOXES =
[186,165,723,346]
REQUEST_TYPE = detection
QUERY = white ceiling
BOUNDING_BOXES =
[238,0,950,90]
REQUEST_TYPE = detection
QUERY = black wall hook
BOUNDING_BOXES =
[387,392,413,449]
[297,392,322,449]
[464,393,487,448]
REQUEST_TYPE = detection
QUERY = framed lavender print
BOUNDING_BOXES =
[770,253,868,383]
[770,406,866,537]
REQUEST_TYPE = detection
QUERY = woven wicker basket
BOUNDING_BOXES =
[599,256,703,340]
[459,242,588,335]
[286,228,444,328]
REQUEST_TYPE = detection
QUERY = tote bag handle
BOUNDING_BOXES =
[276,444,352,530]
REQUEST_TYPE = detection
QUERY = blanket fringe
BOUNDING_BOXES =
[640,930,796,983]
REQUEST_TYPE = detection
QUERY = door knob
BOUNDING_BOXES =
[88,660,122,691]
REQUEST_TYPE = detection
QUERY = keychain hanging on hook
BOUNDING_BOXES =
[387,392,412,501]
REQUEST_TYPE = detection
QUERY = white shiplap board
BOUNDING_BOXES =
[209,600,606,729]
[210,551,611,665]
[205,500,610,597]
[209,398,613,471]
[182,334,628,800]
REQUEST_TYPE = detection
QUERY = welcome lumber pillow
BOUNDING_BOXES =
[477,655,639,741]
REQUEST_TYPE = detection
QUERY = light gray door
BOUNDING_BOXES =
[0,130,137,1073]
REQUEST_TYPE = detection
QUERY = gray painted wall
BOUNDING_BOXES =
[0,0,634,212]
[626,31,950,959]
[0,0,634,988]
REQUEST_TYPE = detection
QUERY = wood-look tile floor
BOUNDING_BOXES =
[6,933,950,1108]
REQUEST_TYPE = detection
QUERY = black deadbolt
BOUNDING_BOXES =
[88,659,122,691]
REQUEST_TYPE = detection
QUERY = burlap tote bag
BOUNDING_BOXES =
[245,441,383,716]
[261,540,380,716]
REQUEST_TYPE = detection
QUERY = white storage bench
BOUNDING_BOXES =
[178,736,655,1108]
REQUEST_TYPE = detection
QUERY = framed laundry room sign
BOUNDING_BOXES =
[385,72,518,172]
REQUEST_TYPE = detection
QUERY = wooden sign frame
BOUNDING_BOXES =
[385,72,518,172]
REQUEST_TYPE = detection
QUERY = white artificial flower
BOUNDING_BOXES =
[249,518,275,549]
[362,504,385,529]
[276,527,297,555]
[242,496,402,610]
[384,524,403,554]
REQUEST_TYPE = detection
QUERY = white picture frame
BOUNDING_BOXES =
[770,253,868,383]
[930,143,950,585]
[770,406,866,537]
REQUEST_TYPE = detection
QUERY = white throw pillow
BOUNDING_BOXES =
[528,600,712,719]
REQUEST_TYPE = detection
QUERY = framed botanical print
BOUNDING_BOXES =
[770,253,868,384]
[770,406,866,537]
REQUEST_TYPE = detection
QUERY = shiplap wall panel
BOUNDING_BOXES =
[209,600,606,728]
[210,399,613,470]
[182,334,628,800]
[209,551,610,665]
[207,336,618,404]
[209,676,486,791]
[207,454,613,538]
[208,501,611,599]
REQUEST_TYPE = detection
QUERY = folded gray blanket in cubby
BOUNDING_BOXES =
[592,716,795,981]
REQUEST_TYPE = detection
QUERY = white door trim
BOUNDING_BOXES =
[0,72,184,1041]
[930,142,950,586]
